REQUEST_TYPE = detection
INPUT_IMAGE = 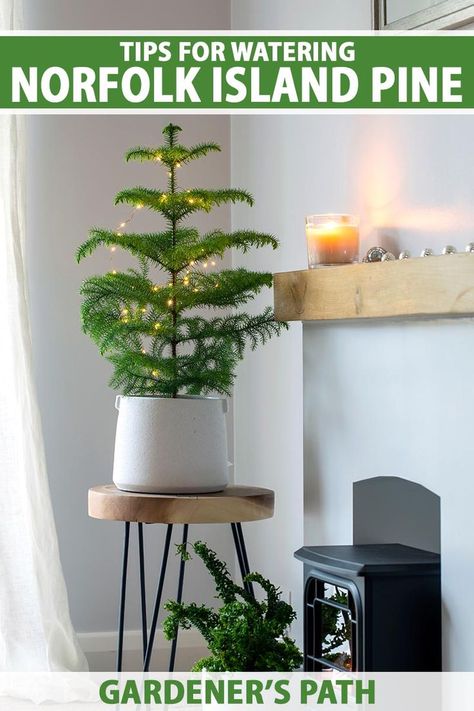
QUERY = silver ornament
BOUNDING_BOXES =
[465,242,474,253]
[399,250,411,259]
[381,252,396,261]
[365,246,387,262]
[443,245,457,255]
[421,248,434,257]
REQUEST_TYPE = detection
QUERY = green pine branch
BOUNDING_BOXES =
[176,310,284,354]
[175,269,274,310]
[176,229,278,267]
[77,228,277,274]
[126,142,221,167]
[115,187,254,222]
[76,227,199,267]
[109,348,239,397]
[80,268,275,316]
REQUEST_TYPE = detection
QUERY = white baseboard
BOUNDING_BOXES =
[78,629,207,672]
[78,628,205,653]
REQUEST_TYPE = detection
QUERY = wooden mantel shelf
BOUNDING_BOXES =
[274,252,474,322]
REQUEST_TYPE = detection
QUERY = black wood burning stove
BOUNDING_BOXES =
[295,544,441,672]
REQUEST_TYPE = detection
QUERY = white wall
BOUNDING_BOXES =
[232,1,474,670]
[25,0,230,30]
[24,1,232,655]
[232,0,372,30]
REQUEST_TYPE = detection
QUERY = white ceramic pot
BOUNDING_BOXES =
[112,395,229,494]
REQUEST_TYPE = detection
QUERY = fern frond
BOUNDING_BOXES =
[163,602,219,644]
[162,541,302,672]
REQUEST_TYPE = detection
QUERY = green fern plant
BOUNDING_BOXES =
[77,123,286,397]
[163,541,302,671]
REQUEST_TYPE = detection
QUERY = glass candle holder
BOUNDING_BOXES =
[306,214,360,267]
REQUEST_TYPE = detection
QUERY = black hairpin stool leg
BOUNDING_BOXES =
[169,524,189,672]
[231,522,255,598]
[143,524,173,672]
[116,521,130,672]
[138,523,148,662]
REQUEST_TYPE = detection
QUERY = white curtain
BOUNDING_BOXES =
[0,0,87,672]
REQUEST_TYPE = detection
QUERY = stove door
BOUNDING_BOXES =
[304,571,363,672]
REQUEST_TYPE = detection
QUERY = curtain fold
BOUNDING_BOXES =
[0,0,88,672]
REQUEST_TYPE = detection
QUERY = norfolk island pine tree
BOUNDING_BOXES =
[77,123,287,397]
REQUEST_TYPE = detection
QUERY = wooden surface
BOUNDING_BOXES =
[274,253,474,322]
[88,484,275,524]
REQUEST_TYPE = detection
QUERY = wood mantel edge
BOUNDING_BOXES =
[273,253,474,322]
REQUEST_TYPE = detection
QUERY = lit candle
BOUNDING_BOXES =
[306,214,359,267]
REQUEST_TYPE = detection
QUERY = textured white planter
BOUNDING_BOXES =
[112,396,229,494]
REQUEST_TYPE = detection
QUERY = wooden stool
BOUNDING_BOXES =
[88,484,274,672]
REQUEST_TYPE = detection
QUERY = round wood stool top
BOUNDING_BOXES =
[88,484,275,524]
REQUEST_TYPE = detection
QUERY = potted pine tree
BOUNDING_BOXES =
[77,123,285,493]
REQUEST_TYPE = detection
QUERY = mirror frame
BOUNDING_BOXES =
[373,0,474,29]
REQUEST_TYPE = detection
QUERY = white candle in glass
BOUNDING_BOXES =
[306,214,360,267]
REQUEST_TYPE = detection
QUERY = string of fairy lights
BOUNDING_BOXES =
[109,201,218,279]
[108,203,143,273]
[108,192,221,374]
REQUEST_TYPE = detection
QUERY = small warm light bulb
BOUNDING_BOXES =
[176,162,181,168]
[168,171,172,178]
[152,285,159,292]
[203,262,208,268]
[151,369,159,377]
[110,246,116,252]
[121,308,129,315]
[190,260,195,266]
[215,282,220,288]
[140,307,146,313]
[193,288,199,293]
[120,222,126,228]
[211,261,216,266]
[183,277,189,285]
[155,153,161,161]
[188,198,194,204]
[136,203,143,210]
[112,270,117,275]
[141,348,146,354]
[167,298,173,307]
[116,232,122,237]
[160,194,167,202]
[153,322,161,330]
